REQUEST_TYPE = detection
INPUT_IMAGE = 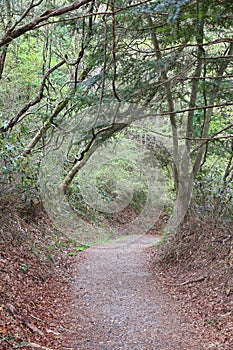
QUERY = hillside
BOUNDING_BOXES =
[0,199,232,349]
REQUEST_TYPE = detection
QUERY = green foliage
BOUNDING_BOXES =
[154,0,192,23]
[21,263,28,273]
[75,244,90,251]
[0,0,232,227]
[67,245,89,256]
[0,133,40,202]
[66,137,149,221]
[192,163,233,220]
[67,251,77,256]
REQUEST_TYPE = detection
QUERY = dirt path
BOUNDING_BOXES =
[69,235,202,350]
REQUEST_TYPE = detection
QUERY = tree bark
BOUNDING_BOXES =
[0,45,8,79]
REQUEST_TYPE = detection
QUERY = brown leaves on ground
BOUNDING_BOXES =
[149,216,233,350]
[1,198,232,349]
[0,200,78,349]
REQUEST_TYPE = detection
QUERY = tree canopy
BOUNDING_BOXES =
[0,0,232,230]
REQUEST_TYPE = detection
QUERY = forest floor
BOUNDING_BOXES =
[62,235,204,349]
[0,200,232,349]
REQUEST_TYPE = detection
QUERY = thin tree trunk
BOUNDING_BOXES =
[60,123,127,193]
[185,54,203,150]
[23,98,70,156]
[0,45,8,79]
[146,15,179,191]
[193,43,233,176]
[147,15,196,232]
[0,0,11,79]
[0,60,66,133]
[60,143,99,194]
[186,1,209,151]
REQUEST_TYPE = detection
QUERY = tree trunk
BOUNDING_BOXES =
[193,43,233,176]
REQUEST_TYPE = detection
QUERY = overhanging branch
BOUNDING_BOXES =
[0,0,92,48]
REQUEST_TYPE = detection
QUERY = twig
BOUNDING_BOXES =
[166,275,208,287]
[13,342,54,349]
[157,102,233,116]
[0,60,66,133]
[180,275,208,286]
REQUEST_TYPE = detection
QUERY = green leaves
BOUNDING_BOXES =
[75,244,90,251]
[67,244,90,256]
[154,0,192,23]
[21,264,28,273]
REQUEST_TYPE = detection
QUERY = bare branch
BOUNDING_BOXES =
[60,122,127,193]
[22,96,71,156]
[8,0,44,33]
[20,1,161,30]
[0,0,92,48]
[186,134,233,141]
[158,102,233,116]
[190,124,233,156]
[0,59,66,133]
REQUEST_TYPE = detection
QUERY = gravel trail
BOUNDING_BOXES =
[71,235,202,350]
